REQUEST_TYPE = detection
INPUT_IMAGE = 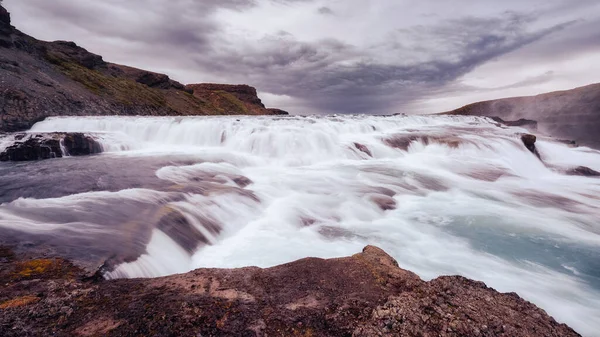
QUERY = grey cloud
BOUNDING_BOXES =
[4,0,594,114]
[190,13,573,113]
[318,7,334,15]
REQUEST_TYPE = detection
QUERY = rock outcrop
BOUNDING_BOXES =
[520,134,541,159]
[0,4,288,133]
[0,133,102,161]
[0,246,579,336]
[185,84,289,115]
[444,83,600,149]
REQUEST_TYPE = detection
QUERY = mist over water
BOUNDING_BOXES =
[1,115,600,335]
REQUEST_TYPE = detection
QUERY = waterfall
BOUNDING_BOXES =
[1,114,600,335]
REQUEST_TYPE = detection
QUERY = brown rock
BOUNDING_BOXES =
[0,246,580,336]
[354,142,373,157]
[520,133,541,158]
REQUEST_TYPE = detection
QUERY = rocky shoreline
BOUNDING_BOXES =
[0,245,580,336]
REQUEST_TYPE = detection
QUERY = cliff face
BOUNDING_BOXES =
[0,5,287,132]
[445,83,600,148]
[0,246,579,336]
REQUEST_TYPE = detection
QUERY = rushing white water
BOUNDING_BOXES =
[3,114,600,335]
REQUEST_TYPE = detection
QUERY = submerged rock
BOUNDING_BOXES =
[566,166,600,177]
[0,133,102,161]
[354,142,373,157]
[0,245,580,336]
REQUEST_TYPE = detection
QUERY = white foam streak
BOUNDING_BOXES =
[106,229,192,279]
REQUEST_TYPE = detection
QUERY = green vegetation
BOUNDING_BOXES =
[45,50,167,108]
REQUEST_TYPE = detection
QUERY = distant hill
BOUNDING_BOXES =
[0,5,287,132]
[444,83,600,148]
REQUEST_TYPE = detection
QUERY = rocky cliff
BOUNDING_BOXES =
[0,5,287,132]
[0,245,579,336]
[444,83,600,148]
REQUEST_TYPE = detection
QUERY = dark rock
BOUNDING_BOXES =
[566,166,600,177]
[46,41,106,69]
[0,5,10,29]
[0,137,62,161]
[62,133,103,156]
[0,133,102,161]
[520,134,540,158]
[266,108,290,115]
[0,5,13,47]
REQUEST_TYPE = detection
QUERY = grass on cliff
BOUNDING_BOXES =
[45,51,167,108]
[45,50,257,116]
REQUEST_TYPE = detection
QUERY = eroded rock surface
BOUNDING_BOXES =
[0,246,579,336]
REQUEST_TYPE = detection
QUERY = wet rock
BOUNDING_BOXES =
[62,133,103,156]
[384,134,466,151]
[0,137,62,161]
[0,133,102,161]
[155,207,212,254]
[354,142,373,157]
[384,134,424,151]
[566,166,600,177]
[369,194,397,210]
[520,134,541,158]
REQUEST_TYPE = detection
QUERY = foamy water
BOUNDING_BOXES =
[1,115,600,335]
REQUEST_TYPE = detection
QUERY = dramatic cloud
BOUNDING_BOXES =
[5,0,600,114]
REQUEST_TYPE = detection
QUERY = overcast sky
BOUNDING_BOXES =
[5,0,600,114]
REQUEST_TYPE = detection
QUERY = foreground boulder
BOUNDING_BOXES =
[0,246,579,336]
[0,133,102,161]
